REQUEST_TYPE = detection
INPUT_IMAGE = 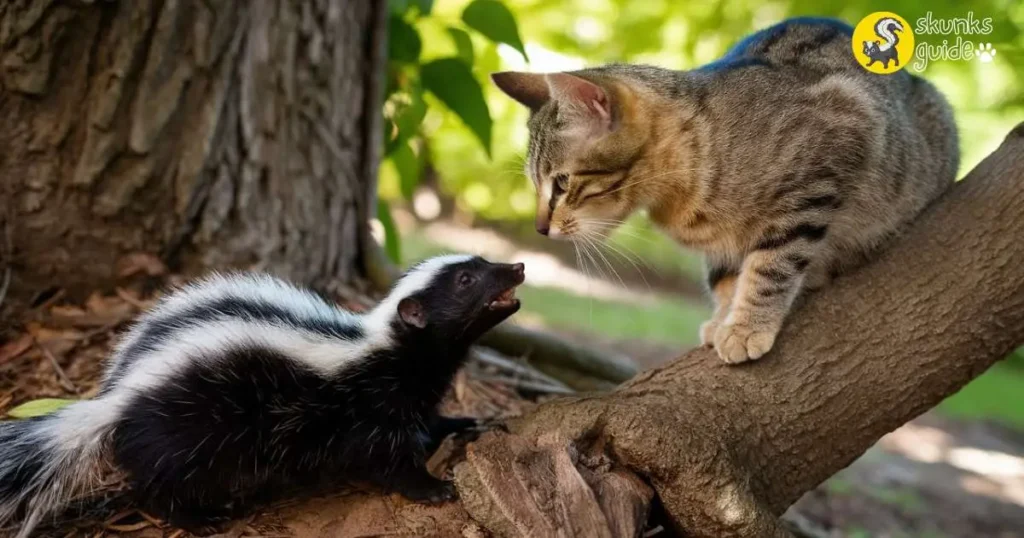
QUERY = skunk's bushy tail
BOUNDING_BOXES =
[0,399,116,538]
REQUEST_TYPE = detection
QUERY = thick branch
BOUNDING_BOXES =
[455,124,1024,537]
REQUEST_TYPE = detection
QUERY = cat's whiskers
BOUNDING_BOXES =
[577,218,659,246]
[580,225,654,292]
[578,232,629,292]
[571,238,596,328]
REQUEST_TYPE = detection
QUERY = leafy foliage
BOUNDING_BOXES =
[380,0,526,260]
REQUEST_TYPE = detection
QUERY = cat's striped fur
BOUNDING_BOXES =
[493,18,958,363]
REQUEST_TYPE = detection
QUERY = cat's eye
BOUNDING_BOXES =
[553,174,569,192]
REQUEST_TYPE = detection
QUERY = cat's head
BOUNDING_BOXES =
[492,71,650,241]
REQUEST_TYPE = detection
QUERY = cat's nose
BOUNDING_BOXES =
[535,214,550,235]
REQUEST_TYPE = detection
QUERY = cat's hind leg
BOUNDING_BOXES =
[699,264,738,347]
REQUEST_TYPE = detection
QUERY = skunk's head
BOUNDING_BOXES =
[388,255,525,343]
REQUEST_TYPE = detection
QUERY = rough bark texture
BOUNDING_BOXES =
[451,124,1024,537]
[0,0,385,319]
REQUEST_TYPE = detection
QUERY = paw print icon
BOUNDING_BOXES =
[976,43,997,63]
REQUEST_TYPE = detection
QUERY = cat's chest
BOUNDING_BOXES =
[648,205,742,256]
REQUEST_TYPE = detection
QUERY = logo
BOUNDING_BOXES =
[911,12,996,71]
[853,12,915,74]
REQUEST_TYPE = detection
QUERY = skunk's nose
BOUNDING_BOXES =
[511,263,525,278]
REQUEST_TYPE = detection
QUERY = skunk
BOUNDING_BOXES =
[0,255,525,536]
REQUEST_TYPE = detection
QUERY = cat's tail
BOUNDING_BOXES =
[0,399,117,538]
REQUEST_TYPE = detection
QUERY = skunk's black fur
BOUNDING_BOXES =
[0,255,524,536]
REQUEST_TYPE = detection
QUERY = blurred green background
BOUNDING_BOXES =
[380,0,1024,428]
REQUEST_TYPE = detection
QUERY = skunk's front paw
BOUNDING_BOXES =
[400,478,458,504]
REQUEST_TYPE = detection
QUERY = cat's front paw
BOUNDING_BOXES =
[713,322,777,364]
[699,319,719,347]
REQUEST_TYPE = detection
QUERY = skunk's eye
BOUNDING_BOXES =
[457,272,476,288]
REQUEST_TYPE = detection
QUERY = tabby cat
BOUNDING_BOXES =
[492,18,958,363]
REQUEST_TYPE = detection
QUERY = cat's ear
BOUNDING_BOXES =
[491,72,550,111]
[545,73,612,127]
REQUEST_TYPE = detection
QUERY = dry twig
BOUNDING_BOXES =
[35,340,77,393]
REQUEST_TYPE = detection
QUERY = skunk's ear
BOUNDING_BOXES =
[491,71,550,111]
[545,73,611,126]
[398,297,428,329]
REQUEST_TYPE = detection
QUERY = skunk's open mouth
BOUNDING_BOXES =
[488,285,520,310]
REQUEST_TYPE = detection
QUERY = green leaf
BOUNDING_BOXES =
[388,15,421,64]
[390,140,421,200]
[461,0,528,61]
[447,27,475,65]
[7,398,75,419]
[421,58,492,156]
[389,0,432,17]
[411,0,433,16]
[376,200,402,264]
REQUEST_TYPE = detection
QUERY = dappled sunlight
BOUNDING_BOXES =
[878,423,954,463]
[877,421,1024,508]
[949,447,1024,479]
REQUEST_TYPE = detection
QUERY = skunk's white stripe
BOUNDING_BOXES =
[154,272,351,323]
[365,254,474,333]
[113,319,387,393]
[105,273,363,384]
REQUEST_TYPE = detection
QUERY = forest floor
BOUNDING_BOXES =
[1,217,1023,537]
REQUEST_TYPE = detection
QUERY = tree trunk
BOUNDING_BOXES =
[0,0,386,320]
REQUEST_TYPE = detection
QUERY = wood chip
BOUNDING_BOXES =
[116,252,168,278]
[0,333,33,364]
[115,287,155,310]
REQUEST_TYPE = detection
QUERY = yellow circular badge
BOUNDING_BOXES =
[852,12,914,74]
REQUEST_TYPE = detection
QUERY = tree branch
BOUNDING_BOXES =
[452,124,1024,537]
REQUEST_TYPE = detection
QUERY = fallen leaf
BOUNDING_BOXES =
[7,398,75,418]
[0,334,33,364]
[27,325,85,357]
[115,287,155,310]
[116,252,168,278]
[48,294,133,328]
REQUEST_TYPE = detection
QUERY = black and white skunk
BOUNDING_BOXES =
[0,254,525,536]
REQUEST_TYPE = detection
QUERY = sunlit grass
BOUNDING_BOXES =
[939,362,1024,429]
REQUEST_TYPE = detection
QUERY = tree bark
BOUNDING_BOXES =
[0,0,386,321]
[450,124,1024,537]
